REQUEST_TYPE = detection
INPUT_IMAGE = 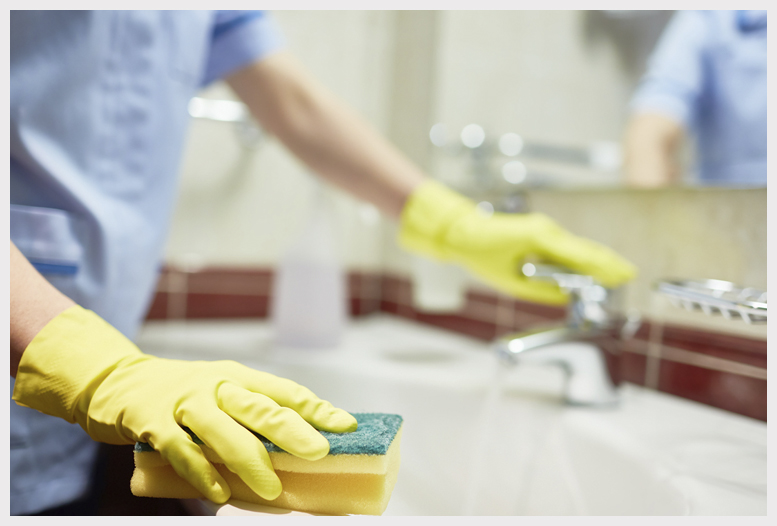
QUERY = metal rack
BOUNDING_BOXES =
[654,279,767,324]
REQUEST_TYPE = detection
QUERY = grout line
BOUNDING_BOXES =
[382,281,401,304]
[165,270,188,320]
[661,344,768,380]
[623,339,767,380]
[495,294,515,334]
[396,281,416,320]
[643,319,664,390]
[351,273,362,316]
[464,299,498,323]
[170,286,268,296]
[156,282,269,296]
[361,274,383,315]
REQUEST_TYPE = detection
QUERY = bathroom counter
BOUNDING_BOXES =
[136,314,766,516]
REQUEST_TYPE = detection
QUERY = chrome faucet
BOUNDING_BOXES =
[494,263,640,406]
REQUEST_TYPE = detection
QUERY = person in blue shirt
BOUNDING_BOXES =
[10,11,636,515]
[623,10,767,187]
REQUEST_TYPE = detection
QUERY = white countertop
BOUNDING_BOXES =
[136,314,766,516]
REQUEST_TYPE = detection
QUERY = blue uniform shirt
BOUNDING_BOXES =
[630,10,767,186]
[10,10,284,515]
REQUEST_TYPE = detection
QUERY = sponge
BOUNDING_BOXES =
[130,413,403,516]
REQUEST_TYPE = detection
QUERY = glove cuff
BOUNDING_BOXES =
[398,180,475,260]
[12,305,144,424]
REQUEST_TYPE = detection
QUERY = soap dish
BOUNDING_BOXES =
[654,279,767,324]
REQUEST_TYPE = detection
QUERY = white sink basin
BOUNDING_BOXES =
[136,315,766,516]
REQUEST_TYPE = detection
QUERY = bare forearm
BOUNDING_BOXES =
[227,52,426,218]
[622,112,685,188]
[10,241,75,377]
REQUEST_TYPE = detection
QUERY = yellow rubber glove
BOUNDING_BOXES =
[399,180,637,305]
[12,305,357,504]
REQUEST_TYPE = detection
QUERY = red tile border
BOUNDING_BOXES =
[186,293,269,319]
[657,360,767,422]
[513,298,567,321]
[662,323,767,355]
[466,290,500,307]
[620,351,648,387]
[660,324,767,368]
[144,292,168,320]
[160,266,273,295]
[188,269,271,296]
[378,299,400,317]
[144,267,766,421]
[626,321,767,369]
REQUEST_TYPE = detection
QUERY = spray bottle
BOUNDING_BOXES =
[271,182,347,348]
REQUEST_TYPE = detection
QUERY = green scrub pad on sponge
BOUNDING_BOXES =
[130,413,403,516]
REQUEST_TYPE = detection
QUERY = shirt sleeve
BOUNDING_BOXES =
[629,10,711,128]
[201,10,285,86]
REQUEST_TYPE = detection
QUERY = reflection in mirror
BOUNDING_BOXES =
[429,122,624,194]
[498,133,524,157]
[623,10,766,189]
[421,10,765,191]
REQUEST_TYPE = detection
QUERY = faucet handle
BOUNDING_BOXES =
[522,263,612,327]
[521,263,598,291]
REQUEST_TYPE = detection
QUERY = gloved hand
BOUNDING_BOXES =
[399,180,637,305]
[12,305,357,504]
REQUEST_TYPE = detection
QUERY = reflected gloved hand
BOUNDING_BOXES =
[12,305,357,503]
[398,180,637,305]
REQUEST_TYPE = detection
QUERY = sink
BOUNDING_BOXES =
[135,315,766,516]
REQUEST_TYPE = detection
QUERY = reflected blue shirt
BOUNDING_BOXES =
[9,10,284,515]
[630,10,767,186]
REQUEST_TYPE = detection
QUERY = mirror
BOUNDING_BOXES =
[387,10,766,193]
[197,11,766,195]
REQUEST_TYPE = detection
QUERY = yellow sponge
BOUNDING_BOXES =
[130,413,403,516]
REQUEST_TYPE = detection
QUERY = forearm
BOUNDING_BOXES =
[622,112,685,188]
[227,52,426,218]
[10,241,75,377]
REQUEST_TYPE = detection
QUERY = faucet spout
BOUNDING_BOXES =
[496,325,589,356]
[496,329,619,406]
[492,263,628,407]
